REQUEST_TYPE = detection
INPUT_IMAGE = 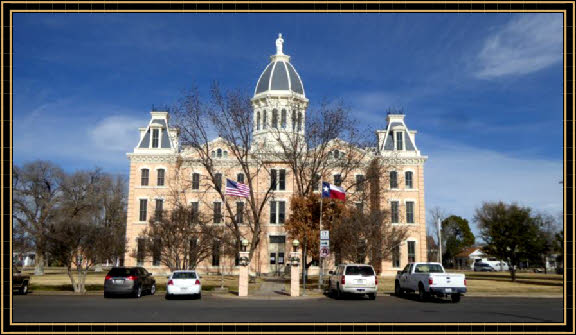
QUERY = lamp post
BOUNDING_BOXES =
[241,238,249,252]
[238,238,250,296]
[292,239,300,252]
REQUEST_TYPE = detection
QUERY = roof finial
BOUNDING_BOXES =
[275,33,284,55]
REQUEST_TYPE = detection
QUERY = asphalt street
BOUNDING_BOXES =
[12,294,563,323]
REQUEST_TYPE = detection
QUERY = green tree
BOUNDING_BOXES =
[474,202,542,281]
[441,215,475,268]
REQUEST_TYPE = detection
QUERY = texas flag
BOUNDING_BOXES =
[321,182,346,201]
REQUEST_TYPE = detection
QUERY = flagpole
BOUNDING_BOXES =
[318,185,324,290]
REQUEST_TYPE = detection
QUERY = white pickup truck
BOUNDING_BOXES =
[395,262,466,303]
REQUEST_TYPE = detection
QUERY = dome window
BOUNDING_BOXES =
[151,128,160,148]
[297,112,302,131]
[217,148,222,158]
[263,110,267,129]
[291,110,296,131]
[257,111,261,130]
[281,109,287,128]
[211,150,215,158]
[272,109,279,128]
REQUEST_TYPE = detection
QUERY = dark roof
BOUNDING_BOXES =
[255,61,304,95]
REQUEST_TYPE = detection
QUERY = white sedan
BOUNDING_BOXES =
[166,270,202,299]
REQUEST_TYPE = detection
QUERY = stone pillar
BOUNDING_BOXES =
[290,251,301,297]
[238,251,250,297]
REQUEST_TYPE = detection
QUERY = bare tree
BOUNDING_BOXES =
[13,161,64,275]
[172,84,276,264]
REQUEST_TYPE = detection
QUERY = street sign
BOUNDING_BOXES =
[320,246,330,258]
[320,240,329,247]
[320,230,329,240]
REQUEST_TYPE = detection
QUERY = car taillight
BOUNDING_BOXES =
[105,275,112,280]
[126,276,137,281]
[464,279,467,286]
[375,276,378,285]
[167,280,174,285]
[428,277,433,285]
[341,275,345,285]
[195,279,200,285]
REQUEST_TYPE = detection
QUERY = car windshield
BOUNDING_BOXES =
[345,266,374,276]
[107,268,137,277]
[414,264,444,273]
[172,272,197,279]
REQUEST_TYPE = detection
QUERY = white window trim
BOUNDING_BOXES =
[389,199,401,224]
[270,168,287,191]
[404,199,417,224]
[155,166,167,187]
[403,168,415,190]
[136,197,149,224]
[191,171,202,191]
[389,170,399,190]
[269,199,287,225]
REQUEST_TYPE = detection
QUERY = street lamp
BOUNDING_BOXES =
[292,239,300,252]
[241,239,249,252]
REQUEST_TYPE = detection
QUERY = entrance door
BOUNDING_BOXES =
[269,235,286,276]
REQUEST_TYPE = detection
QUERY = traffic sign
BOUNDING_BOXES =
[320,240,329,247]
[320,246,330,258]
[320,230,329,240]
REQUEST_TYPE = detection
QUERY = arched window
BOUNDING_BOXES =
[390,171,398,189]
[263,110,267,129]
[291,110,296,131]
[257,111,261,130]
[297,112,302,131]
[217,148,222,158]
[281,109,287,128]
[405,171,413,189]
[223,151,228,158]
[334,150,340,159]
[211,151,215,158]
[272,109,279,128]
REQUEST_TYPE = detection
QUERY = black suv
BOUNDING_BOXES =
[104,267,156,298]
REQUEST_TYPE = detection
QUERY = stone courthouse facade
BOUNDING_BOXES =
[123,35,428,276]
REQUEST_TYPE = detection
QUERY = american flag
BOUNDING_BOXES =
[225,178,250,198]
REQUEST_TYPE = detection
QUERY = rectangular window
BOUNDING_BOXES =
[189,238,197,265]
[192,173,200,190]
[137,238,145,266]
[396,132,403,150]
[270,201,277,224]
[157,169,165,186]
[405,171,413,189]
[270,169,277,190]
[392,245,400,268]
[278,252,285,265]
[279,169,286,190]
[406,201,414,224]
[270,252,276,265]
[407,241,416,263]
[334,174,342,187]
[236,202,244,224]
[152,129,160,148]
[269,201,285,224]
[214,173,222,192]
[155,199,164,220]
[356,175,365,192]
[139,199,148,222]
[237,173,245,184]
[152,238,161,266]
[190,202,199,223]
[141,169,149,186]
[212,241,220,266]
[391,201,399,223]
[213,202,222,224]
[278,201,285,224]
[312,174,321,191]
[390,171,398,189]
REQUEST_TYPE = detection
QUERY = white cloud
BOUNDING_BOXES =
[14,101,147,172]
[421,134,563,236]
[475,14,563,79]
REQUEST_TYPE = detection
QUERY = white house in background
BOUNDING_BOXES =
[13,252,35,267]
[454,247,509,271]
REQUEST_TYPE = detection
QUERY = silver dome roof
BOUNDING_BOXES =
[255,60,305,96]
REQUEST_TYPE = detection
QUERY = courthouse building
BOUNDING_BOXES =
[123,35,428,276]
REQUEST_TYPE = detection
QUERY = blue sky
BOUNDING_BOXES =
[13,13,563,236]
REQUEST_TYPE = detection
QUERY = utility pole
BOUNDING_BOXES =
[437,217,443,265]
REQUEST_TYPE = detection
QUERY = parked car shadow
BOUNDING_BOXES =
[165,294,201,300]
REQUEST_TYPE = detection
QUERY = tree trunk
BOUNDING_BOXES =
[34,249,45,275]
[509,265,516,281]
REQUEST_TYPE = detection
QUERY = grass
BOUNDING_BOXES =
[22,268,564,296]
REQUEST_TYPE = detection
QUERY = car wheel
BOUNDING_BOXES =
[395,281,403,297]
[335,285,342,300]
[20,282,28,295]
[451,293,461,303]
[165,294,172,300]
[197,292,202,300]
[134,285,142,298]
[368,293,376,300]
[104,292,112,299]
[418,284,427,302]
[150,283,156,295]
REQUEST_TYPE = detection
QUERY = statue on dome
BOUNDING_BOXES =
[276,33,284,55]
